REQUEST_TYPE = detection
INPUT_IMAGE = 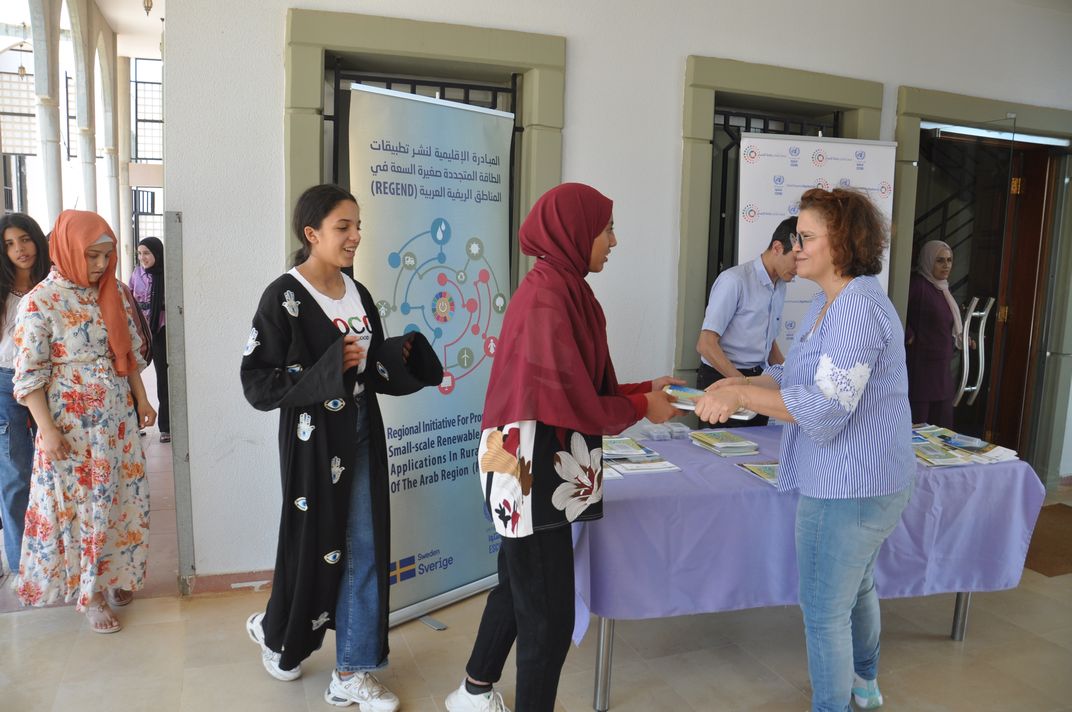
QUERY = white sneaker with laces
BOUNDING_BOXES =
[445,680,510,712]
[324,669,400,710]
[245,612,302,682]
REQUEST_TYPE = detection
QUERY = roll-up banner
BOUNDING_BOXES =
[737,134,896,350]
[348,84,512,622]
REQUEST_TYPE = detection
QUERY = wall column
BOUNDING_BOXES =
[67,0,97,211]
[28,0,63,225]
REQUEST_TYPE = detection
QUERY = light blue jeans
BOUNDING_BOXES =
[335,394,387,673]
[0,367,34,572]
[795,483,913,712]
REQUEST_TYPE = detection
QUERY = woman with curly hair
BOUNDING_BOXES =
[0,212,51,576]
[696,188,914,712]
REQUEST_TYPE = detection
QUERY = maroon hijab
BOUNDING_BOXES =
[481,183,638,435]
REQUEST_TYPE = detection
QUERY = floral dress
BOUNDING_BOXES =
[12,272,149,610]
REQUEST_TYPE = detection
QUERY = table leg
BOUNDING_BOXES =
[950,592,971,641]
[593,616,615,712]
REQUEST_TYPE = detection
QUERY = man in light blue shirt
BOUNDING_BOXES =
[696,217,797,425]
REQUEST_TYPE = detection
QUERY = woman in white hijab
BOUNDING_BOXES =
[905,240,962,427]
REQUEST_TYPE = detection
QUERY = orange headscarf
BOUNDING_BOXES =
[49,210,137,377]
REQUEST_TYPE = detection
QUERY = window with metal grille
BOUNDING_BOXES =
[0,69,37,155]
[2,154,28,211]
[133,186,164,244]
[132,58,162,163]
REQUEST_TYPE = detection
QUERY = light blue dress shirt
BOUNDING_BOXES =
[700,257,786,370]
[765,276,915,499]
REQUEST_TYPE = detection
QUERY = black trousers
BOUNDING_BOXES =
[465,524,575,712]
[152,325,170,433]
[695,362,769,428]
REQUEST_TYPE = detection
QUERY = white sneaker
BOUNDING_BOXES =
[445,680,510,712]
[324,669,400,710]
[245,612,302,682]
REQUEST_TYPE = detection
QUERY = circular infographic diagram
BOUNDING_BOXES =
[379,218,507,395]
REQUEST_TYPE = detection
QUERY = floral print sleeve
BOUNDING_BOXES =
[13,287,54,401]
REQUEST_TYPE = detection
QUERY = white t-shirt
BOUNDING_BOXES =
[0,293,25,369]
[288,268,373,394]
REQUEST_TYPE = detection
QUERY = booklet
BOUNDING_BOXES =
[912,441,973,467]
[663,385,759,420]
[608,459,681,475]
[689,429,760,456]
[664,384,705,410]
[736,460,778,486]
[602,436,661,461]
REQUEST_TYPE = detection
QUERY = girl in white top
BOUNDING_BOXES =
[0,213,51,575]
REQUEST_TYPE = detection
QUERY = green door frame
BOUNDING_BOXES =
[675,56,884,381]
[893,87,1072,488]
[284,9,566,279]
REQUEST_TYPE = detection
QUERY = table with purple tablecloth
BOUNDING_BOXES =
[573,424,1046,710]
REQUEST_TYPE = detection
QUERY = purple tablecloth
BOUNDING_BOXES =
[573,425,1046,642]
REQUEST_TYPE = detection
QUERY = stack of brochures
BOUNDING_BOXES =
[601,436,680,475]
[602,436,662,461]
[735,460,778,486]
[911,424,1019,466]
[689,429,760,457]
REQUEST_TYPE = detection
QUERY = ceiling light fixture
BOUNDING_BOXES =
[16,25,28,80]
[144,0,152,16]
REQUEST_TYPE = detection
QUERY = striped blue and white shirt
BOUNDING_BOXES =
[765,276,914,499]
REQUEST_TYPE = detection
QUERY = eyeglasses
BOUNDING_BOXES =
[788,232,815,249]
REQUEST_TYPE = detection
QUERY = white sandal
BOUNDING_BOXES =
[107,588,134,607]
[86,601,122,634]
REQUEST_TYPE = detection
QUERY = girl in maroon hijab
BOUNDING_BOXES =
[445,183,682,712]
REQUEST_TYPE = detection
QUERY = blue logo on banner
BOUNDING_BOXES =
[773,175,785,186]
[838,178,852,188]
[855,150,866,161]
[789,146,800,157]
[788,203,800,216]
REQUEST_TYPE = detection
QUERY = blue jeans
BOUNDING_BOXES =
[0,367,34,572]
[795,483,913,712]
[335,394,386,672]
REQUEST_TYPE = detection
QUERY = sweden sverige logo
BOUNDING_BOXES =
[389,556,417,585]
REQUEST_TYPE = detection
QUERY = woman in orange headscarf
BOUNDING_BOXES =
[12,210,156,633]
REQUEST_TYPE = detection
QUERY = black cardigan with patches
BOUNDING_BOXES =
[241,272,440,670]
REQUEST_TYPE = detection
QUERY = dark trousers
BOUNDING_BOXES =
[465,524,575,712]
[696,362,769,427]
[910,398,953,429]
[152,326,170,433]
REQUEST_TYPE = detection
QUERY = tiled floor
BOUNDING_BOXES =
[1,471,1069,710]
